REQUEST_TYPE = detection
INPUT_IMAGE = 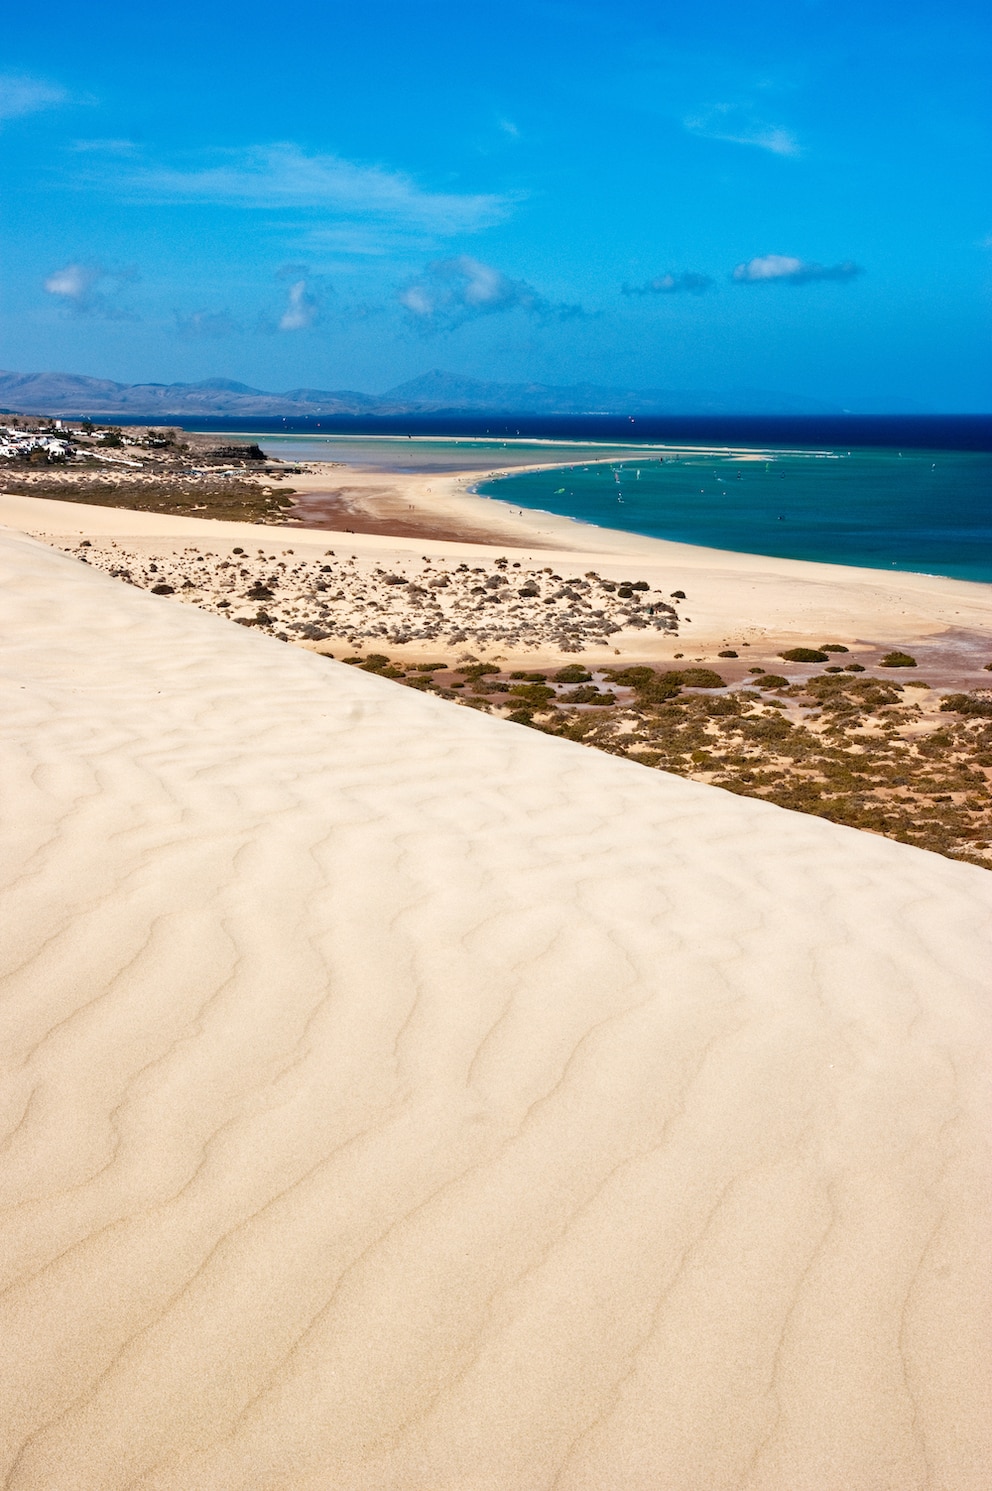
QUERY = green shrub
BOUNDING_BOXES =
[940,693,992,718]
[607,666,655,688]
[821,644,849,653]
[718,649,738,658]
[510,682,555,705]
[780,647,829,663]
[554,664,593,683]
[703,695,741,717]
[845,663,866,672]
[561,686,616,705]
[742,715,793,742]
[879,651,917,668]
[458,663,500,679]
[667,668,725,689]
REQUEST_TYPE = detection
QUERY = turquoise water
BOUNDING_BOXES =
[477,446,992,583]
[206,432,649,473]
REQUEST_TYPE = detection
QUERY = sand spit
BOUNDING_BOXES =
[2,525,991,1489]
[5,487,992,662]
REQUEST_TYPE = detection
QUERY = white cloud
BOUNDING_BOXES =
[44,261,138,317]
[684,103,800,156]
[278,279,318,331]
[44,263,100,302]
[732,254,861,284]
[622,271,714,296]
[121,143,511,235]
[0,73,65,121]
[399,255,584,332]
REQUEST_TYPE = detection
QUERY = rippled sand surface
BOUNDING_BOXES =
[2,527,990,1489]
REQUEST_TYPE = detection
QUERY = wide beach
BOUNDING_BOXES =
[1,449,991,1488]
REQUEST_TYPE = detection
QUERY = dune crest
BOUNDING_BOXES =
[1,527,990,1489]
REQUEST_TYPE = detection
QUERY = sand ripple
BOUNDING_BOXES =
[1,529,990,1489]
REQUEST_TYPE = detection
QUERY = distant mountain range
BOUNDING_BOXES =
[0,367,914,418]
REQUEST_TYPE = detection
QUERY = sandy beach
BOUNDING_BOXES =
[5,458,992,667]
[2,471,992,1488]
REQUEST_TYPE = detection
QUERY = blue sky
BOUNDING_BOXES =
[1,0,989,408]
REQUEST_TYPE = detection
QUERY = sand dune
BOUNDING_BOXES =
[2,524,991,1489]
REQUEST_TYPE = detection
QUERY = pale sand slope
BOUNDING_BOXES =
[1,525,991,1491]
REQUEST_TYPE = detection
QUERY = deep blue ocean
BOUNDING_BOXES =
[177,414,992,583]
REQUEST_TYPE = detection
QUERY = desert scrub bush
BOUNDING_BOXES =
[755,674,789,689]
[916,731,955,757]
[459,663,501,680]
[509,682,556,706]
[718,649,738,658]
[701,695,743,718]
[560,686,616,705]
[879,651,917,667]
[554,664,593,683]
[605,667,682,705]
[820,644,849,653]
[558,714,599,740]
[741,715,794,743]
[780,648,829,663]
[940,693,992,718]
[606,665,657,688]
[806,675,903,709]
[669,668,725,689]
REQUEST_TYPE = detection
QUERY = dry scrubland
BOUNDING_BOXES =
[65,536,992,867]
[0,420,299,522]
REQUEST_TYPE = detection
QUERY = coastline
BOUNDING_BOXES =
[283,461,992,660]
[6,461,992,670]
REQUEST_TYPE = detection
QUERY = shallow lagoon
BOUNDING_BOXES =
[211,432,992,584]
[477,445,992,583]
